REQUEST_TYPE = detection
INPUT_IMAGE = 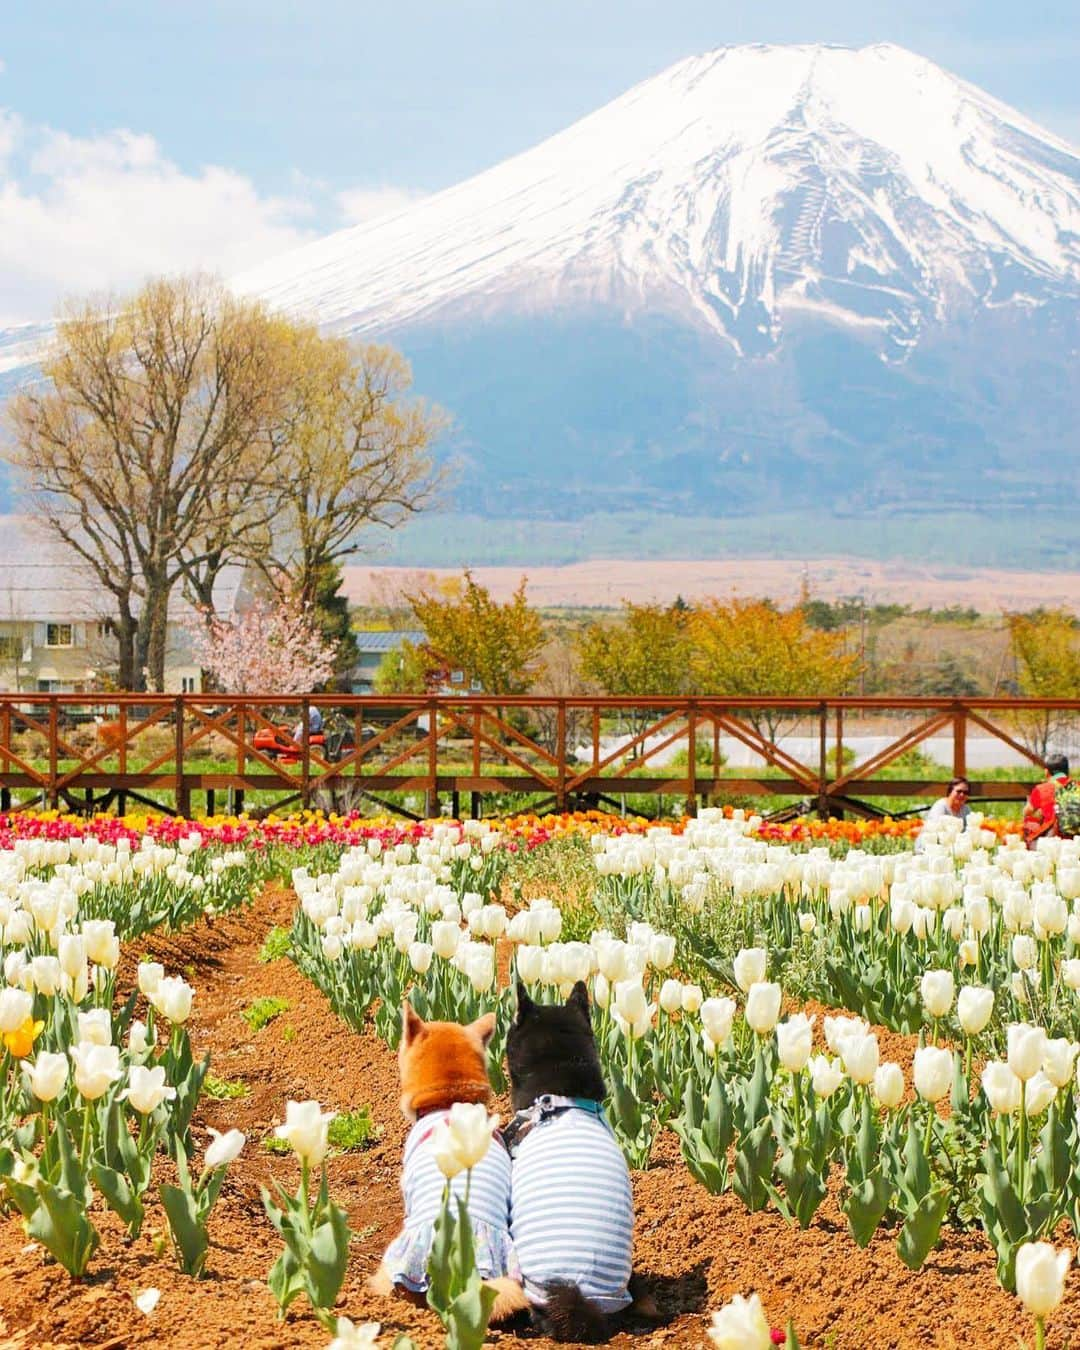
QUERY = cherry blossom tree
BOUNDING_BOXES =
[187,597,339,694]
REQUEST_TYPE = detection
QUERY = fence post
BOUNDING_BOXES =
[425,697,438,818]
[301,698,311,810]
[48,701,59,809]
[817,702,828,818]
[556,702,568,811]
[953,706,967,780]
[685,701,697,817]
[175,697,190,818]
[1,702,10,813]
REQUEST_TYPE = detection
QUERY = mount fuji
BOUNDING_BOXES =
[231,43,1080,529]
[5,43,1080,543]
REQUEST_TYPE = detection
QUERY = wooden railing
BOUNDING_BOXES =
[0,694,1076,819]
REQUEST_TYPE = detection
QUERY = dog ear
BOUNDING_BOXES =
[402,999,424,1047]
[515,980,536,1024]
[567,980,591,1022]
[469,1011,497,1049]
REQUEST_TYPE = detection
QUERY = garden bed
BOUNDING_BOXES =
[0,885,1075,1349]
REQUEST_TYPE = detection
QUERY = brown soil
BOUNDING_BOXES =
[0,891,1076,1349]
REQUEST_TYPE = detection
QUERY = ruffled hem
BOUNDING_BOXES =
[382,1220,520,1293]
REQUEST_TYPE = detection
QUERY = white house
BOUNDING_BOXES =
[0,516,247,694]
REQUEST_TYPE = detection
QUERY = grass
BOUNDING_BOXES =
[263,1135,291,1155]
[241,996,290,1032]
[327,1106,381,1152]
[202,1072,249,1100]
[258,926,293,963]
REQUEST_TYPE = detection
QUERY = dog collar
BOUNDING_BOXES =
[502,1093,607,1153]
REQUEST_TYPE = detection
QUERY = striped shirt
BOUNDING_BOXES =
[400,1110,513,1232]
[510,1108,633,1313]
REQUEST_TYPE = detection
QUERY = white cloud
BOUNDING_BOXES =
[0,114,317,324]
[337,185,426,225]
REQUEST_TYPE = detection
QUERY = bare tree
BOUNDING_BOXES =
[261,331,447,606]
[4,278,287,689]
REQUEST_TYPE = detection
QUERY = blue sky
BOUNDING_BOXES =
[1,0,1078,322]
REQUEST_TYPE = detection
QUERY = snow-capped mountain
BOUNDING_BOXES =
[234,43,1080,359]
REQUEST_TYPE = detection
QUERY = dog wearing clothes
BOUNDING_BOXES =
[370,1002,526,1321]
[505,980,635,1342]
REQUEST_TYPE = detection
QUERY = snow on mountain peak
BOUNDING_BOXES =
[233,42,1080,355]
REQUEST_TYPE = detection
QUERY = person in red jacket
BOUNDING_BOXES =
[1023,753,1071,846]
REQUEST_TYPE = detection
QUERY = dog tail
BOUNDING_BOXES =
[538,1280,609,1343]
[486,1276,530,1323]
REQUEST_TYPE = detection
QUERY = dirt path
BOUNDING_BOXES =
[0,890,1076,1348]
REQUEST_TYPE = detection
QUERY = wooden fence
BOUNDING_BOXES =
[0,694,1076,820]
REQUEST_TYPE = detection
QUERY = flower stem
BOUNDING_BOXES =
[1035,1315,1046,1350]
[1018,1080,1028,1202]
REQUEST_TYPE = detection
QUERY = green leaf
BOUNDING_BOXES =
[733,1115,774,1214]
[28,1179,100,1276]
[446,1274,498,1350]
[426,1193,457,1317]
[776,1144,828,1230]
[92,1163,144,1238]
[160,1180,209,1276]
[842,1170,893,1248]
[897,1185,950,1270]
[304,1201,351,1310]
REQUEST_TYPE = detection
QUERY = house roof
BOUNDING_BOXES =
[0,515,247,622]
[354,629,425,653]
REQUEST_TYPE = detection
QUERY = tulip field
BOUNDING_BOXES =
[0,803,1078,1347]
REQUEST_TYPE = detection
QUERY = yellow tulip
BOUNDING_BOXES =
[3,1017,44,1059]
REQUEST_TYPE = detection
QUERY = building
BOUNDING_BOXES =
[351,630,426,694]
[0,517,248,693]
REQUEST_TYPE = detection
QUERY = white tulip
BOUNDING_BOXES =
[274,1099,337,1167]
[1024,1071,1058,1117]
[81,919,120,969]
[24,1051,68,1102]
[1064,959,1080,991]
[707,1292,771,1350]
[128,1020,149,1055]
[699,997,736,1047]
[982,1060,1022,1115]
[733,947,767,993]
[70,1042,122,1100]
[648,934,676,971]
[958,938,979,969]
[431,1101,498,1178]
[205,1127,246,1169]
[775,1013,814,1072]
[57,933,87,980]
[680,984,703,1014]
[1008,1024,1049,1082]
[408,942,433,975]
[920,969,954,1018]
[151,975,194,1024]
[77,1008,112,1047]
[121,1065,177,1115]
[592,972,610,1009]
[823,1014,868,1055]
[1042,1038,1079,1089]
[0,988,33,1034]
[957,986,994,1036]
[912,1046,952,1103]
[1015,1242,1071,1320]
[798,912,816,935]
[872,1062,905,1109]
[30,956,61,997]
[744,982,782,1036]
[328,1316,383,1350]
[658,980,683,1015]
[840,1031,880,1086]
[1012,935,1038,971]
[809,1054,844,1099]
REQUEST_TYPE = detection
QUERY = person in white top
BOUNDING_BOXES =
[916,777,970,851]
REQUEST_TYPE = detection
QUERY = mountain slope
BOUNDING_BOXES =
[234,43,1080,359]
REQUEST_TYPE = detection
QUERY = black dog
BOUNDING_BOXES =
[505,980,636,1343]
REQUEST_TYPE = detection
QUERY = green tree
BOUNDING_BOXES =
[689,598,861,740]
[372,640,430,695]
[406,571,545,695]
[1006,608,1080,757]
[576,602,692,699]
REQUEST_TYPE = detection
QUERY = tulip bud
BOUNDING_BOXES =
[1015,1242,1071,1320]
[1024,1070,1058,1117]
[274,1099,337,1166]
[408,941,433,975]
[920,969,955,1019]
[872,1062,904,1109]
[658,980,683,1015]
[957,985,994,1036]
[0,988,33,1034]
[1008,1023,1049,1081]
[912,1045,953,1103]
[840,1031,880,1085]
[798,912,816,935]
[24,1051,68,1102]
[733,947,767,993]
[205,1127,246,1169]
[1042,1038,1079,1089]
[1012,935,1038,971]
[77,1008,112,1047]
[680,984,703,1015]
[775,1013,814,1072]
[982,1060,1022,1114]
[809,1054,843,1099]
[699,997,735,1047]
[744,982,782,1036]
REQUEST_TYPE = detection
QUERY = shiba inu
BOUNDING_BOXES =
[505,980,636,1342]
[369,1003,526,1320]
